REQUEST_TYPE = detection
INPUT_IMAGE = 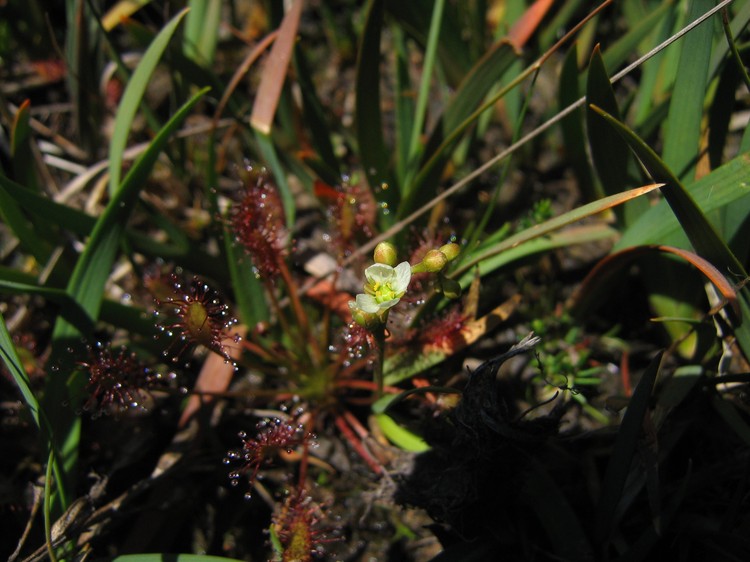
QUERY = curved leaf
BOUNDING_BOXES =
[571,245,740,321]
[590,105,746,278]
[109,8,189,195]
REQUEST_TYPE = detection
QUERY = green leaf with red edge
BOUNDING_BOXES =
[570,245,740,322]
[590,105,746,279]
[590,106,750,357]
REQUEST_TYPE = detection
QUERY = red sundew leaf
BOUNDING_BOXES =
[178,326,246,428]
[570,244,740,322]
[384,294,522,385]
[313,179,343,202]
[424,294,522,355]
[31,59,67,82]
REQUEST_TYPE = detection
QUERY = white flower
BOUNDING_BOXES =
[349,261,412,319]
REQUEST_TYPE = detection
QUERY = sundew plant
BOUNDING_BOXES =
[2,1,750,560]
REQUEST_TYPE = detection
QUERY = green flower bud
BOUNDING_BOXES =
[421,249,448,273]
[439,276,462,299]
[349,305,383,330]
[439,242,460,262]
[373,241,398,266]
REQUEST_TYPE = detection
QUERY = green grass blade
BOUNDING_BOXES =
[592,106,750,357]
[632,7,677,126]
[0,171,94,236]
[44,87,208,500]
[0,280,95,335]
[254,131,296,230]
[0,309,42,430]
[374,413,429,452]
[10,99,38,189]
[709,0,750,80]
[596,351,662,544]
[183,0,221,65]
[579,1,674,95]
[98,553,241,562]
[586,46,640,203]
[661,0,715,182]
[385,0,475,87]
[402,0,445,195]
[401,40,519,216]
[615,153,750,250]
[454,183,662,280]
[538,0,586,50]
[293,44,341,182]
[393,25,414,187]
[0,174,51,266]
[54,85,210,341]
[108,7,189,195]
[455,223,618,291]
[0,309,69,508]
[559,44,600,202]
[605,1,673,67]
[0,173,226,278]
[591,105,746,278]
[356,0,396,217]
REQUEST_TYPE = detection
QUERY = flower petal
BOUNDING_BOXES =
[376,297,400,310]
[354,293,381,314]
[393,261,412,293]
[365,263,395,285]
